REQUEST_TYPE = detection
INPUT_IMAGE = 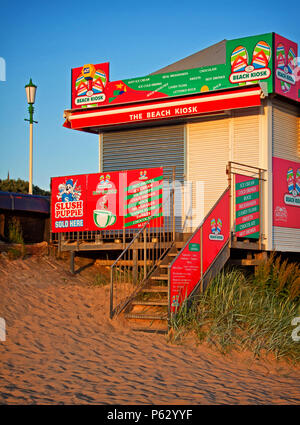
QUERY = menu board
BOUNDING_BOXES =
[235,174,260,238]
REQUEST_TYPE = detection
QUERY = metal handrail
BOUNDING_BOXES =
[110,190,174,318]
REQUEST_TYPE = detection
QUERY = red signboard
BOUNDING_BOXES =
[71,63,110,109]
[66,87,262,130]
[170,189,230,313]
[273,157,300,229]
[51,168,163,233]
[51,174,87,232]
[274,34,299,102]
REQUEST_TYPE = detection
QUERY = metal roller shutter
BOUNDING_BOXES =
[102,125,184,181]
[273,227,300,253]
[232,107,261,168]
[102,124,185,230]
[188,116,230,230]
[272,101,300,252]
[272,103,299,160]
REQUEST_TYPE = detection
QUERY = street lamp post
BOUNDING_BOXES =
[25,78,38,195]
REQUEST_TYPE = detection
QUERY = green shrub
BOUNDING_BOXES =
[171,267,300,362]
[254,252,300,302]
[8,217,24,244]
[92,273,109,287]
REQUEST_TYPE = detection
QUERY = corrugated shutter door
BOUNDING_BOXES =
[272,104,298,161]
[103,124,185,230]
[188,117,229,229]
[103,125,184,181]
[273,227,300,252]
[232,107,260,168]
[272,102,300,252]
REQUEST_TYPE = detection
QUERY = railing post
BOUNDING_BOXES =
[143,227,147,279]
[70,251,75,274]
[133,247,138,285]
[110,267,114,319]
[259,168,262,251]
[227,161,232,246]
[200,225,203,292]
[58,233,62,258]
[172,166,175,241]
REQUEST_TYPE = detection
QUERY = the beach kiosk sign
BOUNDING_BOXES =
[51,167,163,233]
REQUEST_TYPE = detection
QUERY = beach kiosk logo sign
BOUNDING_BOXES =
[209,218,224,240]
[229,41,272,84]
[72,63,109,108]
[275,43,297,93]
[285,167,300,207]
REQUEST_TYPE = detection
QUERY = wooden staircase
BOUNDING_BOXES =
[122,241,186,333]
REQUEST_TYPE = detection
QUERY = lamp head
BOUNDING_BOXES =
[25,78,37,104]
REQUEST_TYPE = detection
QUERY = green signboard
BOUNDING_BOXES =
[235,176,260,239]
[226,33,273,94]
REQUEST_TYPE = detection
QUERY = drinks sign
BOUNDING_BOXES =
[235,175,260,239]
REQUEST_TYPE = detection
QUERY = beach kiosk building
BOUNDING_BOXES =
[54,32,300,330]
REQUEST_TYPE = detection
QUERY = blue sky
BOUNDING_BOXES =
[1,0,299,190]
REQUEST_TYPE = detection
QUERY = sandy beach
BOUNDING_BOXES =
[0,252,299,405]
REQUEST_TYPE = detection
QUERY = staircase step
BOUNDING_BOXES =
[167,252,178,257]
[151,275,168,280]
[159,264,170,268]
[131,300,168,306]
[125,313,168,320]
[132,328,168,334]
[142,287,168,293]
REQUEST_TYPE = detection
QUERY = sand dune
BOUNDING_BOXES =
[0,253,299,405]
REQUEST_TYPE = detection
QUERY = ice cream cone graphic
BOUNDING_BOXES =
[82,64,96,96]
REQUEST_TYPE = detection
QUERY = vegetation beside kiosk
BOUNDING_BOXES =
[170,254,300,363]
[0,177,50,196]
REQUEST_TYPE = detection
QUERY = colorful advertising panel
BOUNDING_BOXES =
[273,157,300,229]
[123,168,163,229]
[169,232,201,313]
[235,174,260,239]
[69,33,299,114]
[170,189,229,313]
[51,174,87,232]
[71,63,110,109]
[86,170,123,231]
[226,33,273,93]
[274,34,299,102]
[51,168,163,233]
[71,63,230,110]
[67,87,262,130]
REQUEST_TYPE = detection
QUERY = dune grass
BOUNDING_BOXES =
[170,255,300,362]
